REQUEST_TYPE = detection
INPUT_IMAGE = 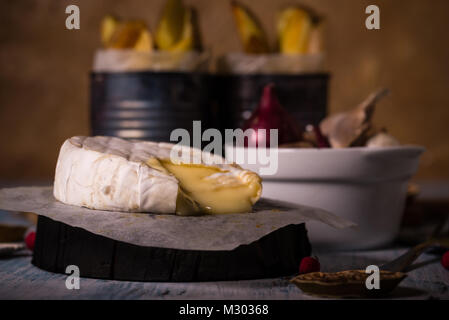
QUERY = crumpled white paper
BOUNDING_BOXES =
[93,49,210,72]
[0,186,355,251]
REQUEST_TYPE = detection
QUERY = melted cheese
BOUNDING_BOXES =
[160,160,261,215]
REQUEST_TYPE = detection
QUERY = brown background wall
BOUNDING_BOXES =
[0,0,448,180]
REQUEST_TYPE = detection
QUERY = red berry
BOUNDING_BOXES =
[442,251,449,270]
[25,231,36,251]
[299,256,320,274]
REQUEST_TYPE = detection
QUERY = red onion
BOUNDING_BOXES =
[242,84,302,147]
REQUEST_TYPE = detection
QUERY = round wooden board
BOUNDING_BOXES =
[32,215,311,282]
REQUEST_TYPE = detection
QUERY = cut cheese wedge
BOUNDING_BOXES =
[53,136,262,215]
[160,161,261,215]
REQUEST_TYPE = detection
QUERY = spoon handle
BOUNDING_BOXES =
[0,242,26,257]
[381,239,438,272]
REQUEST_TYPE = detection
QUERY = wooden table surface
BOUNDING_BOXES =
[1,247,448,300]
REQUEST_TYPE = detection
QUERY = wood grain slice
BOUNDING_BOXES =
[32,215,311,282]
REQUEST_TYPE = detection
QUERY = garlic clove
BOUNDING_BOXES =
[320,88,390,148]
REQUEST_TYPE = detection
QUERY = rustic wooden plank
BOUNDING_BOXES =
[32,215,61,271]
[113,242,150,281]
[32,215,311,282]
[59,220,115,279]
[6,250,449,299]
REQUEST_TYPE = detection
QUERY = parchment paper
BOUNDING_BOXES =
[0,186,355,251]
[217,53,325,74]
[93,49,210,72]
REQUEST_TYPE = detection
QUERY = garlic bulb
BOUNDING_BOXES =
[320,88,390,148]
[367,132,400,148]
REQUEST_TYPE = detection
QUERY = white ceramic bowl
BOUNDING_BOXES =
[225,145,425,251]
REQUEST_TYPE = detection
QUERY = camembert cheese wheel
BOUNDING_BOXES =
[53,136,262,215]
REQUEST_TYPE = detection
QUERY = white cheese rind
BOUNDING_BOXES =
[53,137,179,213]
